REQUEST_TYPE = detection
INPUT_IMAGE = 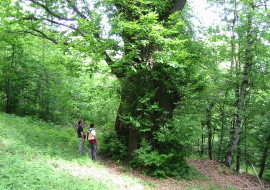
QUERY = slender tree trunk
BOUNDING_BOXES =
[206,102,215,160]
[225,13,253,167]
[244,119,249,173]
[225,0,239,166]
[197,139,201,155]
[229,0,238,75]
[258,136,270,179]
[217,89,229,161]
[236,142,241,172]
[5,44,16,113]
[5,78,12,113]
[217,119,224,160]
[207,121,212,160]
[200,125,205,156]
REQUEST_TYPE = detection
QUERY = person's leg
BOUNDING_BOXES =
[79,138,84,155]
[91,143,97,161]
[88,141,91,157]
[82,140,85,154]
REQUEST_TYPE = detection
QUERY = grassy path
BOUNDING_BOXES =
[2,112,266,190]
[0,112,149,190]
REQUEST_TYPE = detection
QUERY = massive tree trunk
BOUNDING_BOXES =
[112,0,187,156]
[114,68,181,155]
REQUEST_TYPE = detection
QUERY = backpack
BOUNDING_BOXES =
[87,129,96,144]
[87,129,93,140]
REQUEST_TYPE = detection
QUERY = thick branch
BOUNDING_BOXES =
[161,0,187,21]
[104,54,126,78]
[28,0,74,21]
[30,28,117,76]
[65,0,88,19]
[29,29,69,45]
[29,28,119,77]
[44,18,78,30]
[171,0,187,13]
[26,0,124,77]
[264,0,270,18]
[22,15,78,31]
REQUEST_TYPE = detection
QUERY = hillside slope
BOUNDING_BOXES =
[1,112,269,190]
[0,113,147,190]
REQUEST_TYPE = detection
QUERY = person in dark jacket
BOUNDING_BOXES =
[77,120,85,155]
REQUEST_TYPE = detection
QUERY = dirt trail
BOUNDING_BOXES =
[189,159,270,190]
[98,156,270,190]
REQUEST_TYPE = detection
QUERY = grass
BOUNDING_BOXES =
[0,112,147,190]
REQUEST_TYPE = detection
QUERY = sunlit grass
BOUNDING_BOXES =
[0,112,147,190]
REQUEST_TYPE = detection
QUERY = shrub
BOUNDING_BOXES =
[100,128,128,160]
[130,139,190,178]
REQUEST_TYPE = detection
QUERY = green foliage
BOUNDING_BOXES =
[0,28,119,126]
[99,128,128,160]
[1,0,270,180]
[263,169,270,182]
[130,139,190,178]
[0,0,203,178]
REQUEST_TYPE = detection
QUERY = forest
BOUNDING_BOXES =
[0,0,270,188]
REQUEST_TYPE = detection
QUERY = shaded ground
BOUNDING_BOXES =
[189,159,270,190]
[98,155,270,190]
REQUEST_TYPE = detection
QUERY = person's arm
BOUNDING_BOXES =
[81,131,84,139]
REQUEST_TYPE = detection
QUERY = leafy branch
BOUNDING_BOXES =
[28,0,75,21]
